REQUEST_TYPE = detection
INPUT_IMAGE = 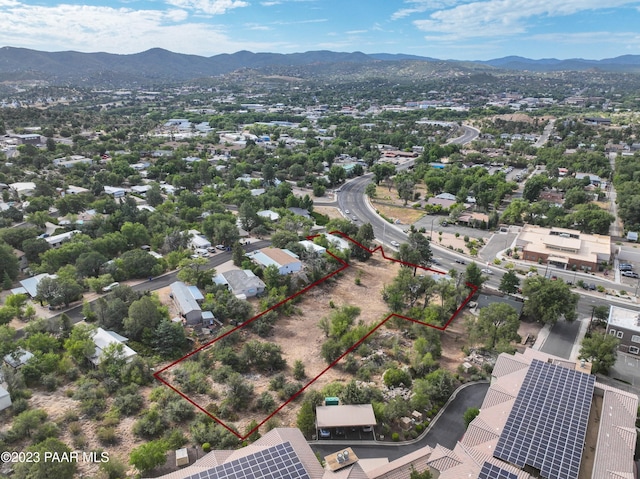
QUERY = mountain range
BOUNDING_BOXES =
[2,46,640,87]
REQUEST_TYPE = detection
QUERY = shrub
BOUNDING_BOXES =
[11,398,29,414]
[392,432,400,442]
[202,442,211,452]
[97,426,118,445]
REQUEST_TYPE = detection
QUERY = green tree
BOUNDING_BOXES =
[579,332,619,374]
[75,251,108,278]
[129,439,168,474]
[522,174,550,202]
[64,323,96,365]
[395,173,415,205]
[293,359,306,380]
[13,438,77,479]
[226,373,254,410]
[296,400,316,438]
[177,257,215,289]
[522,276,579,324]
[463,407,480,428]
[499,270,520,295]
[365,182,377,198]
[592,305,610,325]
[0,242,19,281]
[470,303,520,350]
[124,295,168,342]
[232,241,245,266]
[154,320,188,358]
[464,262,486,290]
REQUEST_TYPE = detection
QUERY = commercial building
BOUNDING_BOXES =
[606,305,640,355]
[516,225,611,272]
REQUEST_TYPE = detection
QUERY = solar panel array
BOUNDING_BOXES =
[493,359,595,479]
[478,461,518,479]
[184,441,311,479]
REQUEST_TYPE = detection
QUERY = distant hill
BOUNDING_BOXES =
[2,46,640,87]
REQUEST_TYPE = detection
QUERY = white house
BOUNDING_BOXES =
[247,248,302,275]
[19,273,57,298]
[90,328,137,366]
[45,230,81,248]
[0,385,11,412]
[188,229,211,250]
[299,240,327,255]
[257,210,281,222]
[325,234,350,251]
[104,186,126,198]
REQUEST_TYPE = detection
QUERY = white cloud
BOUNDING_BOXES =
[163,0,248,15]
[346,30,367,35]
[261,1,281,5]
[412,0,640,41]
[391,0,462,20]
[0,1,277,55]
[245,22,272,30]
[271,18,327,25]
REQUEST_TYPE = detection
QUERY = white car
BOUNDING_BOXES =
[481,268,493,275]
[345,209,350,214]
[390,240,400,247]
[102,282,120,292]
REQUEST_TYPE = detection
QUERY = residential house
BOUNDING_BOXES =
[257,209,281,222]
[247,248,302,275]
[19,273,57,298]
[4,348,34,369]
[606,305,640,355]
[103,186,126,198]
[45,230,81,249]
[9,182,36,197]
[90,328,137,366]
[575,172,602,187]
[0,385,11,412]
[169,281,203,325]
[288,207,312,219]
[187,230,211,250]
[299,240,327,255]
[325,234,350,251]
[213,269,266,298]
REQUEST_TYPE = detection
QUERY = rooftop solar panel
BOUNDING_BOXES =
[493,359,595,479]
[478,461,519,479]
[184,441,311,479]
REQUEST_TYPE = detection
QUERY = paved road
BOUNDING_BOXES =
[310,382,490,461]
[45,240,271,326]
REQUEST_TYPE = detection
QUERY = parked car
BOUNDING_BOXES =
[622,271,640,278]
[319,429,331,439]
[589,283,597,290]
[619,263,633,271]
[102,282,120,292]
[362,425,373,433]
[216,244,226,250]
[334,428,345,437]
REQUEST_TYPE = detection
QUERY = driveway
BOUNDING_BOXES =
[310,382,489,461]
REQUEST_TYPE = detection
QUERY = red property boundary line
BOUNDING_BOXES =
[153,231,477,440]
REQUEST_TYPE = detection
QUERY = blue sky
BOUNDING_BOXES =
[2,0,640,60]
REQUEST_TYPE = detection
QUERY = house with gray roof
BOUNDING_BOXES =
[213,269,265,298]
[169,281,203,325]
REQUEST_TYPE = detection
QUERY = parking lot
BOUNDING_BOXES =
[317,427,375,441]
